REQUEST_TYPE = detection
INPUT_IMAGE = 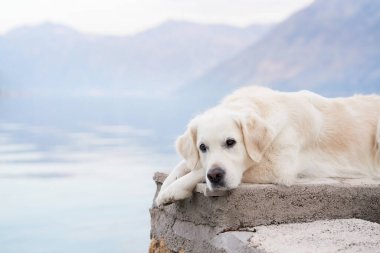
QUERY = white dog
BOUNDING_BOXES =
[156,86,380,206]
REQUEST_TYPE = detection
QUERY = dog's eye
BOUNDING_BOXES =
[225,138,236,148]
[199,143,207,153]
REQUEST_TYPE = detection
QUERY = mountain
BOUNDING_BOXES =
[184,0,380,105]
[0,21,272,97]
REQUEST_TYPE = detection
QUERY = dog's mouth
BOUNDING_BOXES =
[207,180,237,192]
[206,178,227,191]
[207,178,242,192]
[206,167,241,191]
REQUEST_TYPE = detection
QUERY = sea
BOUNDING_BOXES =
[0,95,184,253]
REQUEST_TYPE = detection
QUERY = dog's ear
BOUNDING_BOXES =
[240,113,275,163]
[176,123,199,170]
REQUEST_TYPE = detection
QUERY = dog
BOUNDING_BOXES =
[155,86,380,206]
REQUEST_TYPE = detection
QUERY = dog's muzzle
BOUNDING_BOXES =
[207,167,225,187]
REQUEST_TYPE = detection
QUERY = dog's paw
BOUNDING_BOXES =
[155,191,175,207]
[155,188,192,207]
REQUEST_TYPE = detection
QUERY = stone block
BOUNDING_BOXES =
[150,172,380,252]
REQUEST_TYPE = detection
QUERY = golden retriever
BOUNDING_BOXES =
[155,86,380,206]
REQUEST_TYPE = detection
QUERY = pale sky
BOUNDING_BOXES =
[0,0,313,35]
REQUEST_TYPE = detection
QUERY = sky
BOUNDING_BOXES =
[0,0,313,35]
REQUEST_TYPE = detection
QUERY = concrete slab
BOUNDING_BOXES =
[247,219,380,253]
[150,172,380,252]
[152,172,380,230]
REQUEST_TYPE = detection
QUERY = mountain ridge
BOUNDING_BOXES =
[183,0,380,104]
[0,21,273,97]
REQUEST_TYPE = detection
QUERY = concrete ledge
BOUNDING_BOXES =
[247,219,380,253]
[206,218,380,253]
[150,172,380,252]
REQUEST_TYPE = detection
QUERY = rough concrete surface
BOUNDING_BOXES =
[150,172,380,253]
[248,219,380,253]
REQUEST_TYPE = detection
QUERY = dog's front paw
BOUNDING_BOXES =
[155,190,174,207]
[155,188,192,207]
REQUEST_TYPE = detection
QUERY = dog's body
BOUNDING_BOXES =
[156,86,380,206]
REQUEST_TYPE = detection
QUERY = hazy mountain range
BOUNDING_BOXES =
[1,0,380,102]
[1,0,380,154]
[186,0,380,103]
[0,21,271,97]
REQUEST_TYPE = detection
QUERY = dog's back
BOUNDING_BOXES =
[223,86,380,180]
[290,94,380,178]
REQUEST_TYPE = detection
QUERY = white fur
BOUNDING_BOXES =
[155,86,380,206]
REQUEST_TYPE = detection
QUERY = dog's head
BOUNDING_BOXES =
[176,108,276,190]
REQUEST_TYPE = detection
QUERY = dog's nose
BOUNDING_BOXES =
[207,168,225,184]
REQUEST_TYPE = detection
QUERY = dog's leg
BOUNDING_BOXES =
[376,119,380,165]
[155,168,204,206]
[160,160,190,192]
[376,119,380,152]
[273,146,300,186]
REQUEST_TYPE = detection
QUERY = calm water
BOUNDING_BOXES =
[0,96,182,253]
